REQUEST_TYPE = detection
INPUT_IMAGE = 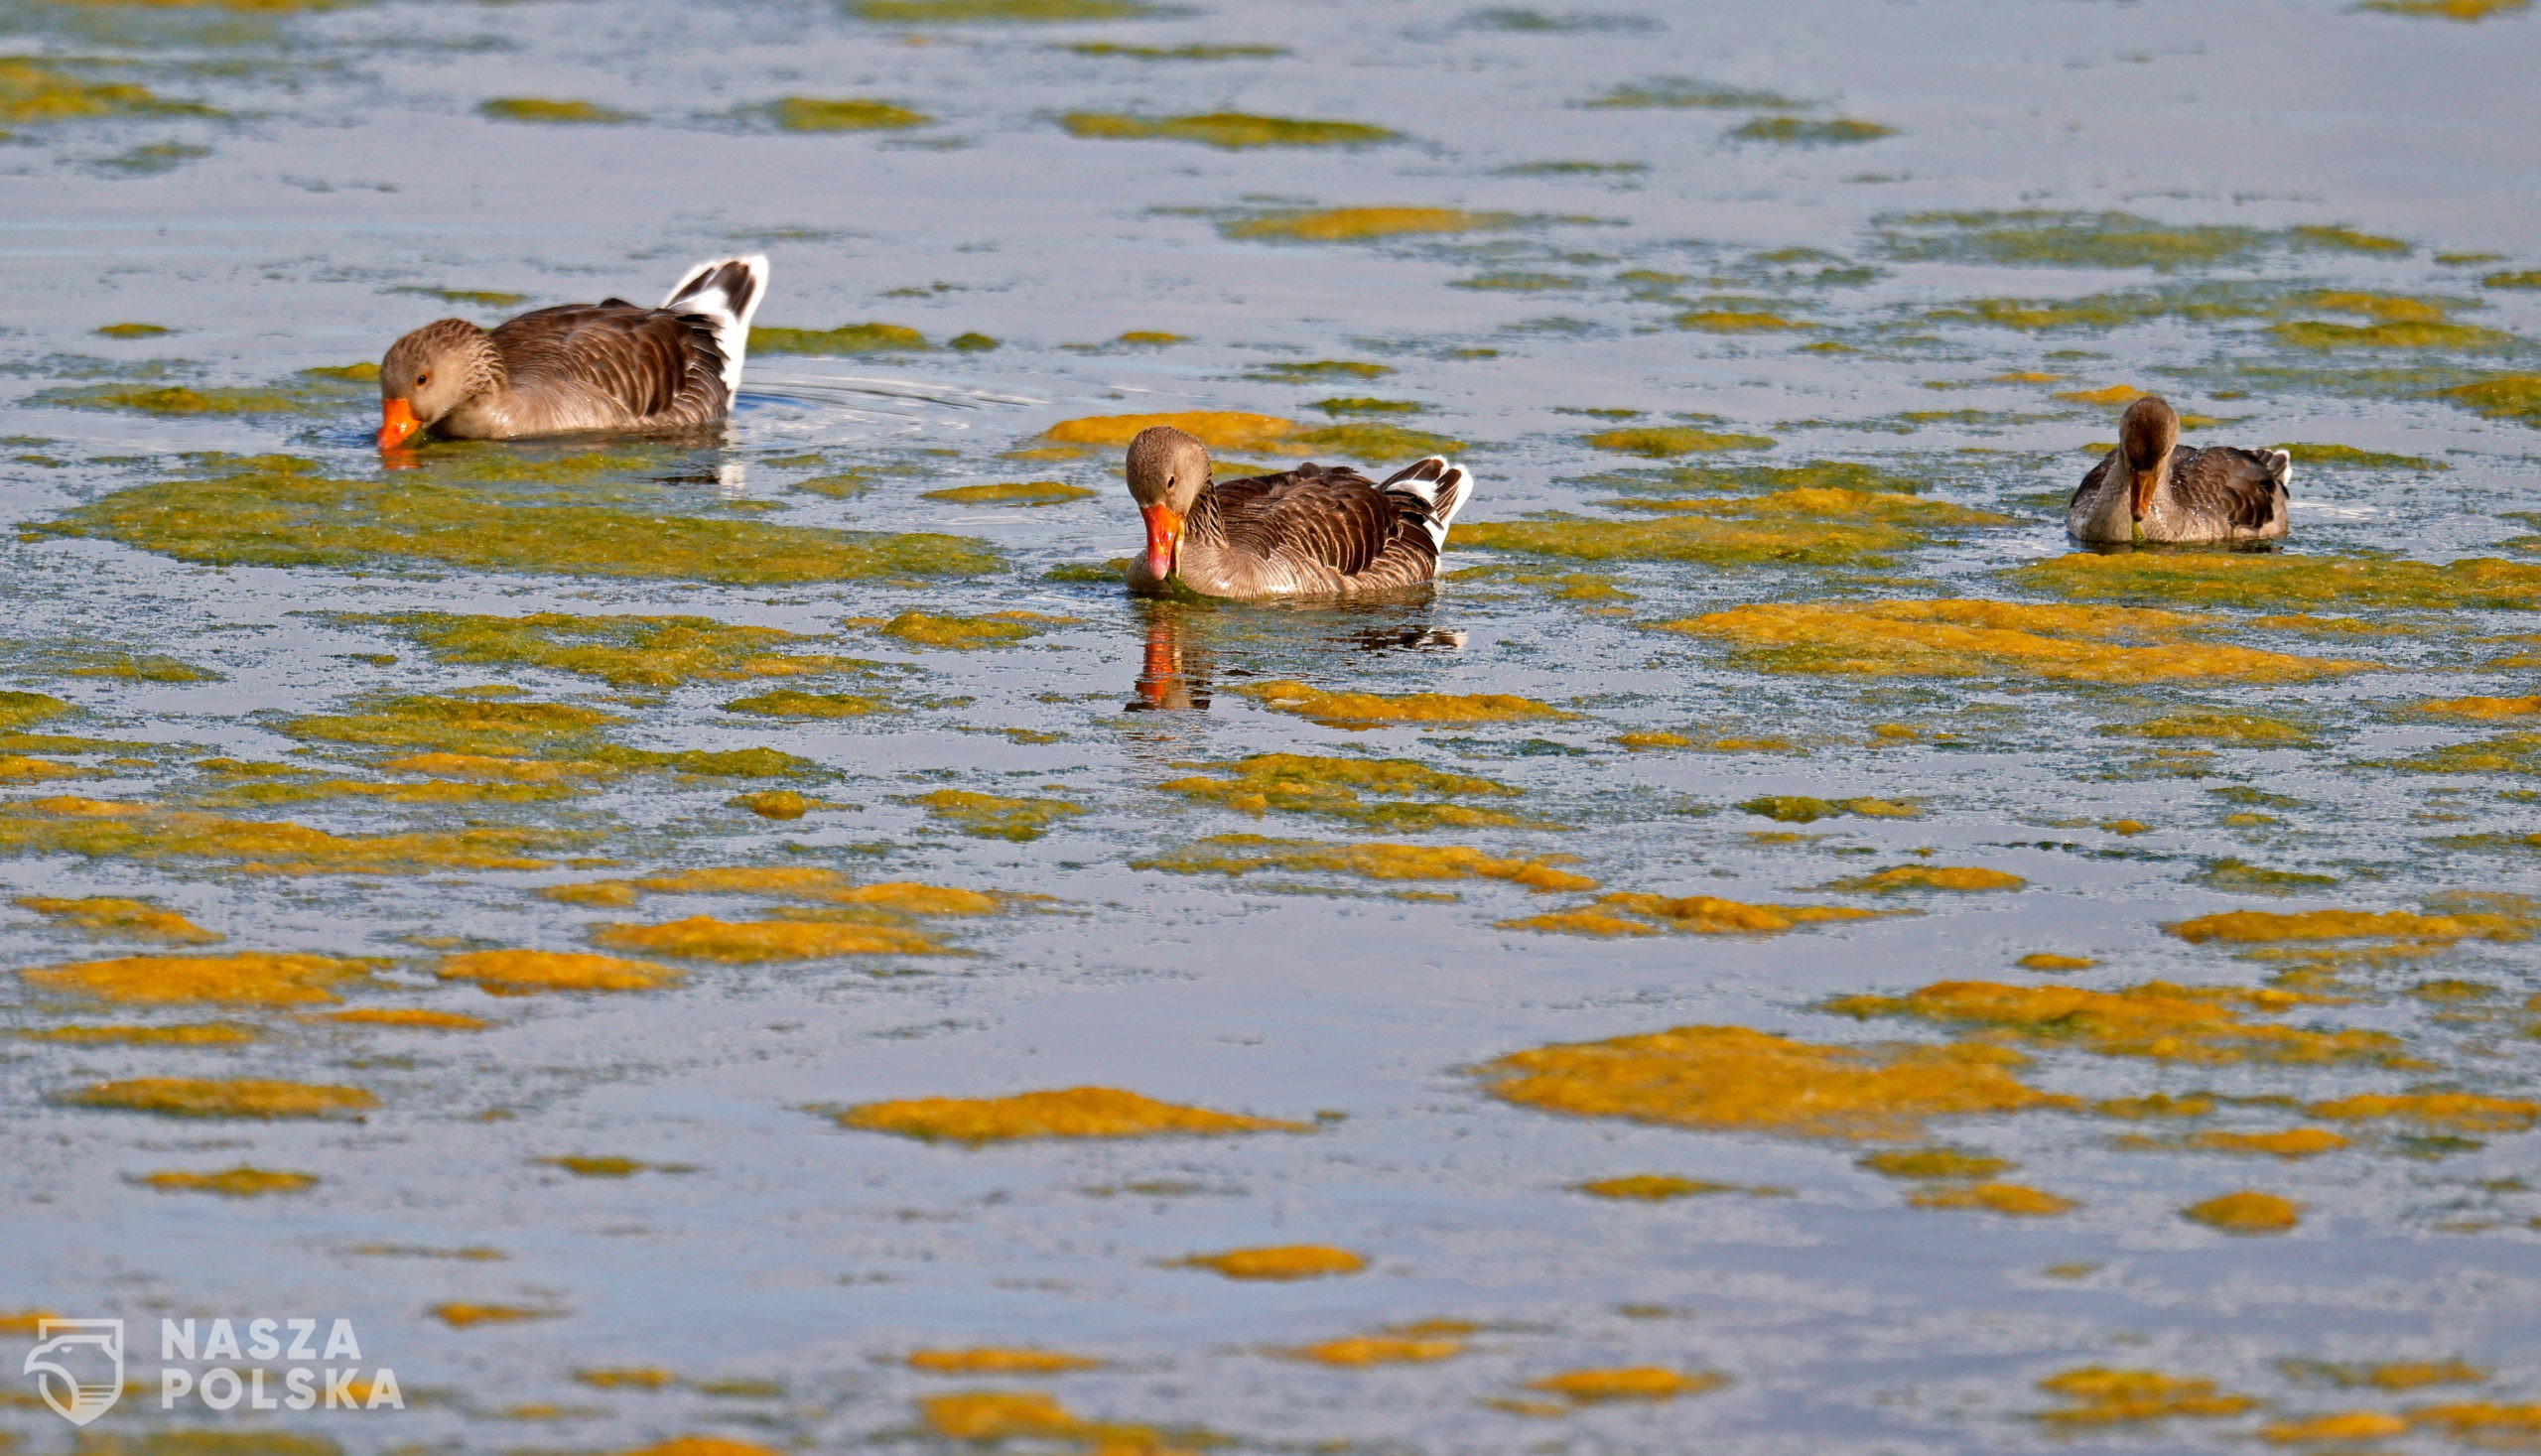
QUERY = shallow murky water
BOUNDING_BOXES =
[4,0,2541,1451]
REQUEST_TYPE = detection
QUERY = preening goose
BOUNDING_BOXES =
[1123,425,1475,599]
[2069,394,2290,545]
[376,255,767,449]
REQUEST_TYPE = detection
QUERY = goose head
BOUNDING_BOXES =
[2117,394,2180,522]
[378,320,501,449]
[1125,425,1211,581]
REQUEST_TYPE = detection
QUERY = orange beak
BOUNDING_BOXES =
[377,397,421,451]
[1140,503,1184,582]
[2129,468,2159,523]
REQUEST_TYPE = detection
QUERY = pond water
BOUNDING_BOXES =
[3,0,2540,1450]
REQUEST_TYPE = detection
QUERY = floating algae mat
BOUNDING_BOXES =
[344,612,875,690]
[1232,680,1574,728]
[1657,599,2370,683]
[2011,552,2541,610]
[0,796,575,873]
[822,1088,1310,1141]
[1137,835,1595,890]
[1058,112,1397,149]
[39,457,1001,585]
[1156,752,1543,830]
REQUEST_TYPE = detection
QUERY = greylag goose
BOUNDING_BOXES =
[2068,395,2290,544]
[1124,425,1474,599]
[376,255,767,449]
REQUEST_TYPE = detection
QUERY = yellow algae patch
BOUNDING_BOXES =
[2406,1403,2541,1437]
[283,692,617,756]
[722,689,891,718]
[909,789,1087,841]
[922,480,1095,507]
[912,1390,1193,1448]
[382,752,600,782]
[2184,1190,2303,1233]
[731,789,830,820]
[16,895,220,944]
[591,917,943,962]
[908,1348,1102,1375]
[1042,411,1296,453]
[617,1440,787,1456]
[759,96,929,131]
[433,1303,562,1327]
[538,880,640,908]
[480,97,637,124]
[2166,909,2522,944]
[42,456,1003,586]
[1282,1336,1463,1366]
[19,1022,254,1046]
[138,1167,317,1197]
[635,865,850,896]
[2013,551,2541,610]
[575,1367,676,1390]
[437,950,683,994]
[0,796,571,874]
[1139,835,1594,891]
[1176,1245,1366,1280]
[1060,111,1396,148]
[1586,426,1775,456]
[1459,512,1919,566]
[320,1009,489,1031]
[2106,711,2314,744]
[2020,953,2096,971]
[1158,752,1531,830]
[1478,1023,2071,1141]
[2261,1412,2409,1444]
[2417,695,2541,720]
[1859,1148,2014,1180]
[1657,599,2364,684]
[1505,892,1878,936]
[1233,679,1573,728]
[1221,206,1510,243]
[2036,1369,2260,1425]
[879,610,1048,649]
[2178,1127,2349,1157]
[0,1310,60,1335]
[67,1077,375,1120]
[1826,865,2025,892]
[1829,981,2395,1063]
[0,754,81,780]
[2309,1093,2538,1130]
[831,1088,1308,1143]
[1529,1368,1726,1402]
[1906,1182,2076,1216]
[2289,1361,2485,1390]
[353,611,869,690]
[23,951,370,1005]
[1576,1174,1769,1199]
[827,883,1004,915]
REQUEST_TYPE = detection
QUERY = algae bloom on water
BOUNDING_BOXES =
[1174,1245,1366,1280]
[824,1088,1311,1142]
[1233,679,1574,728]
[479,98,638,124]
[754,96,930,130]
[1218,207,1514,243]
[67,1077,377,1120]
[1060,111,1396,148]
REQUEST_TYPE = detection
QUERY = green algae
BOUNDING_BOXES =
[2274,443,2449,470]
[1461,512,1920,566]
[2013,552,2541,610]
[2392,732,2541,775]
[2272,320,2513,350]
[0,796,575,875]
[1288,422,1465,461]
[346,612,874,690]
[94,323,170,338]
[1310,397,1426,417]
[851,0,1155,18]
[2443,374,2541,425]
[1599,460,1929,497]
[1930,282,2289,332]
[1157,753,1539,831]
[390,286,528,309]
[1585,426,1775,457]
[1136,835,1594,891]
[1582,77,1801,109]
[479,98,636,124]
[2192,859,2340,895]
[1219,207,1514,243]
[1249,360,1394,382]
[1879,210,2272,270]
[280,693,620,758]
[922,481,1095,506]
[750,323,930,354]
[1061,112,1395,148]
[722,690,892,719]
[4,693,78,730]
[754,96,929,131]
[1732,116,1894,144]
[876,610,1049,649]
[909,789,1086,841]
[2485,270,2541,290]
[40,456,1001,585]
[1740,795,1921,823]
[1677,306,1815,332]
[34,383,324,416]
[2102,713,2315,745]
[1066,42,1287,59]
[584,745,822,779]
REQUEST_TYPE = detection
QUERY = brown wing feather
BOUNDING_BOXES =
[2072,451,2117,510]
[2171,446,2286,533]
[492,303,727,427]
[1203,463,1415,579]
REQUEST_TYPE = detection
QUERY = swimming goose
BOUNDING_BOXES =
[1123,425,1474,599]
[2068,394,2290,545]
[376,255,768,449]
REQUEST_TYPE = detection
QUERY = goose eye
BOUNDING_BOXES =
[416,372,431,387]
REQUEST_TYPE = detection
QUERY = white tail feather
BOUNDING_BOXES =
[663,254,769,398]
[1382,456,1476,549]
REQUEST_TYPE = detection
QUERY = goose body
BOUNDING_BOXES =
[377,256,767,448]
[2069,394,2290,545]
[1120,427,1475,599]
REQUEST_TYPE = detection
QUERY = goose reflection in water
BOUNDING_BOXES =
[1125,603,1469,714]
